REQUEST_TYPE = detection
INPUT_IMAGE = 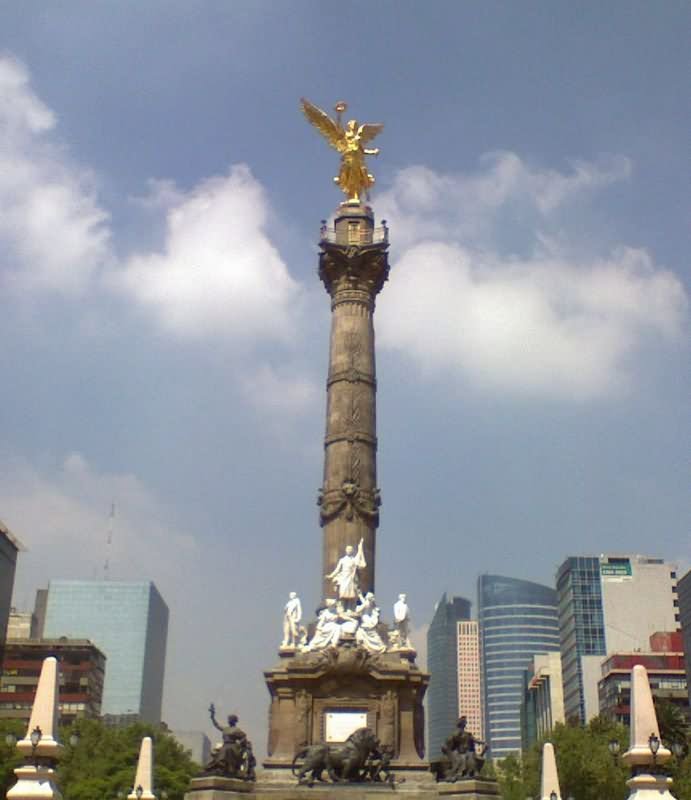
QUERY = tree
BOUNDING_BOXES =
[495,753,530,800]
[59,719,198,800]
[0,719,25,796]
[655,698,689,755]
[518,716,630,800]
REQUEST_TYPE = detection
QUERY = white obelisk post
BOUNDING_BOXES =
[7,656,63,800]
[539,741,562,800]
[128,736,156,800]
[622,664,677,799]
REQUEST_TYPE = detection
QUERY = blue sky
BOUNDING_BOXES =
[1,2,688,750]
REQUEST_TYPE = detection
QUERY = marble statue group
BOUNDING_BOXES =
[280,542,414,654]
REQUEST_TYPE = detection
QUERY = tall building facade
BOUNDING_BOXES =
[0,522,21,665]
[457,620,483,742]
[597,632,687,725]
[557,554,679,723]
[426,594,472,756]
[478,575,560,760]
[0,637,105,724]
[42,580,169,723]
[678,568,691,708]
[521,652,564,750]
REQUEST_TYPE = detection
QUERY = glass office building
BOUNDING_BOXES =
[557,554,679,724]
[478,575,559,759]
[0,523,21,666]
[427,593,472,756]
[679,569,691,708]
[43,580,169,723]
[555,556,606,723]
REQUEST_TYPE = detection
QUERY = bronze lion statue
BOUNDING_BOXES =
[292,727,381,785]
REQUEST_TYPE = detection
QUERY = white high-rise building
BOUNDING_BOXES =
[556,554,679,723]
[457,620,483,741]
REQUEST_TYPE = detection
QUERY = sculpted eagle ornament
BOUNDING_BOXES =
[300,98,384,203]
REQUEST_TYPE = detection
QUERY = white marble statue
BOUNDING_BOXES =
[281,591,302,647]
[355,592,386,653]
[393,593,412,649]
[336,600,359,635]
[304,599,341,650]
[325,538,366,608]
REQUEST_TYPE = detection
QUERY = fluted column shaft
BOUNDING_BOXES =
[318,204,389,601]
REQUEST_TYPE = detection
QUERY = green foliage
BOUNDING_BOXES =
[0,718,25,796]
[2,718,199,800]
[655,698,689,753]
[496,715,630,800]
[655,700,691,800]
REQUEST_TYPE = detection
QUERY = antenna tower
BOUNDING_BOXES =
[104,502,115,581]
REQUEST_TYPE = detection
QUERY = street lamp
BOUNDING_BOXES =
[135,785,143,799]
[671,741,684,759]
[648,732,661,768]
[5,732,17,746]
[29,726,42,766]
[608,737,621,764]
[69,731,80,747]
[550,792,558,800]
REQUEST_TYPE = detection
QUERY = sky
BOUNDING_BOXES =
[1,1,689,754]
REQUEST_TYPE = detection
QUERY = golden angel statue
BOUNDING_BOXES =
[300,98,384,203]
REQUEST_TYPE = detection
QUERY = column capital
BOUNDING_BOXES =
[319,241,390,301]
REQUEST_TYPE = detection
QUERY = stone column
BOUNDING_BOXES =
[7,656,63,800]
[622,664,677,799]
[318,203,389,601]
[539,742,561,800]
[128,737,156,800]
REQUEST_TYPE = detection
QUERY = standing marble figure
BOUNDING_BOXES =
[281,592,302,647]
[325,538,366,608]
[393,593,412,648]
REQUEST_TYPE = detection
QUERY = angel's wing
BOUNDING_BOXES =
[357,123,384,145]
[300,98,345,152]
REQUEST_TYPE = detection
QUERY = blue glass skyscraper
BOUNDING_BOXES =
[478,575,559,759]
[43,580,168,723]
[555,556,606,723]
[0,523,21,666]
[426,593,472,756]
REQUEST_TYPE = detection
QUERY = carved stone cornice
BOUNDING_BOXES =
[324,431,377,447]
[319,241,390,300]
[327,369,376,388]
[318,481,381,527]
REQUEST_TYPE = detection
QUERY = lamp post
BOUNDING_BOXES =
[608,737,621,765]
[29,726,42,767]
[550,792,558,800]
[135,786,143,799]
[648,732,661,769]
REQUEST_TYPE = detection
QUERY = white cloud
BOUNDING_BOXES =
[116,166,301,342]
[376,152,632,251]
[0,56,111,294]
[0,452,197,599]
[240,364,319,416]
[376,157,686,399]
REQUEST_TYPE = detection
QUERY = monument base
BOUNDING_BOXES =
[185,772,499,799]
[185,775,254,798]
[436,778,500,797]
[264,643,429,770]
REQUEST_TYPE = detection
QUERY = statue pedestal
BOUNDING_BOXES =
[185,776,254,798]
[263,643,429,779]
[186,772,498,799]
[437,778,500,797]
